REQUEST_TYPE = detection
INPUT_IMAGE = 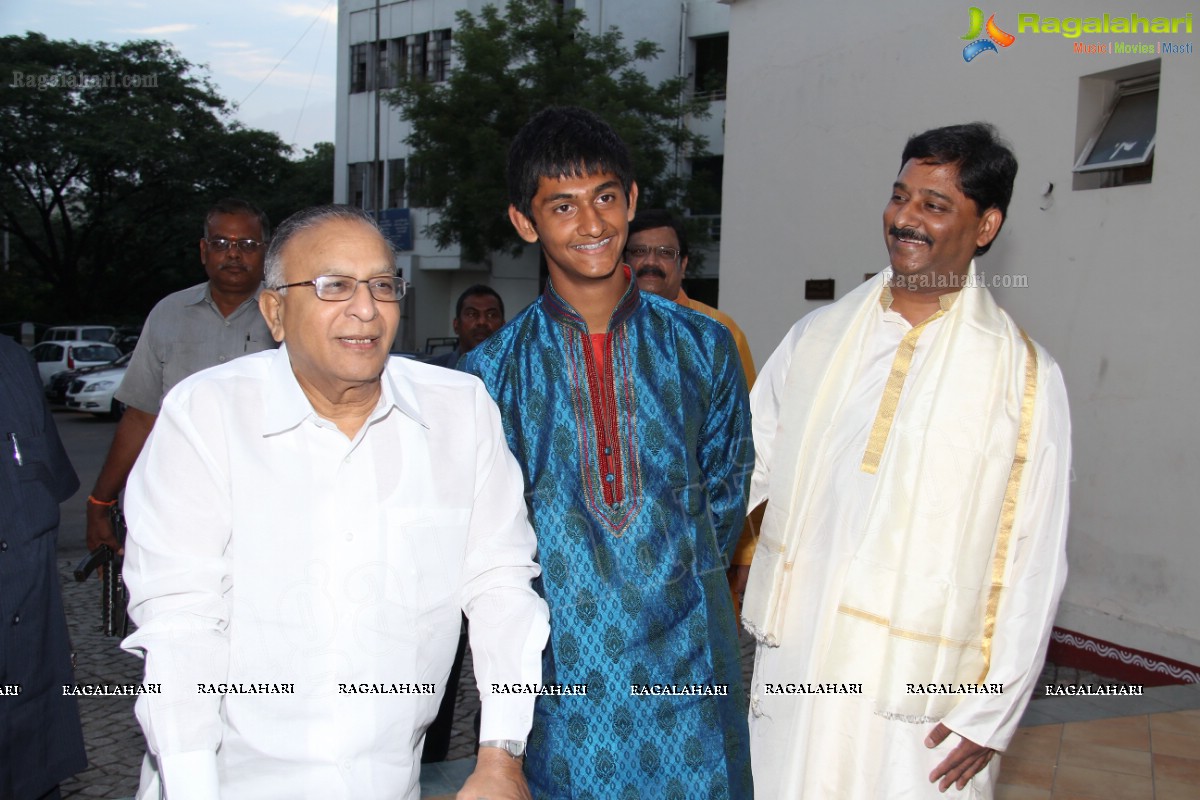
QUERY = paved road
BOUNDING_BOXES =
[50,410,143,799]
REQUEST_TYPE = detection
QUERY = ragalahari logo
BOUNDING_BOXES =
[962,7,1016,61]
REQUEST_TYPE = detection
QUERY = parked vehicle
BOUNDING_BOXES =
[113,324,142,354]
[46,351,132,405]
[42,325,118,344]
[28,340,122,387]
[65,358,130,419]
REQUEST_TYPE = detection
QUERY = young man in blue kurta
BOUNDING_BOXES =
[462,106,753,799]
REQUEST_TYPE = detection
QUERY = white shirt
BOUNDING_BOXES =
[747,296,1071,798]
[122,346,550,800]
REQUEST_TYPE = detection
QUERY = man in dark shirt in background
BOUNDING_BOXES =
[0,334,87,800]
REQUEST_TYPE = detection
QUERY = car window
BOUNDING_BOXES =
[34,343,64,361]
[81,328,113,342]
[71,344,122,362]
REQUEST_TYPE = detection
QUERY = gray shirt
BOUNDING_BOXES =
[117,282,276,414]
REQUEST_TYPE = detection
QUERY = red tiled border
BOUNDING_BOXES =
[1049,627,1200,686]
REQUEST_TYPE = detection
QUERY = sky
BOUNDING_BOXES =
[2,0,339,155]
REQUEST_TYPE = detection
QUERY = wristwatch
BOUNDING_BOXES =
[478,739,526,759]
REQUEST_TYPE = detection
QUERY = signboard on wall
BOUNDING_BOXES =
[376,208,413,252]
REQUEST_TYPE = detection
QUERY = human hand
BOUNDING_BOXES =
[926,722,996,792]
[727,564,751,616]
[456,746,531,800]
[86,501,123,554]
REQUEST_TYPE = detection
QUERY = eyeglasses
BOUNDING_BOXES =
[272,275,409,303]
[205,237,266,253]
[625,245,681,263]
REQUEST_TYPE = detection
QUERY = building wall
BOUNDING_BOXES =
[336,0,731,350]
[721,0,1200,665]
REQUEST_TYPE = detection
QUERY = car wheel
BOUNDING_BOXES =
[108,399,125,420]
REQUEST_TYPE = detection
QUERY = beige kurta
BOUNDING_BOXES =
[745,278,1071,798]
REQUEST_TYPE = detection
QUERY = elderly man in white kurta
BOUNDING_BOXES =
[122,205,549,800]
[743,124,1071,798]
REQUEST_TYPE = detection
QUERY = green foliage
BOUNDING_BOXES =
[0,33,333,322]
[389,0,710,266]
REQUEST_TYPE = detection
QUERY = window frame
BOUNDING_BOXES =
[1073,75,1158,174]
[350,43,370,94]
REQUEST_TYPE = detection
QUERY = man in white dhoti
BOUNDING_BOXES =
[742,123,1071,798]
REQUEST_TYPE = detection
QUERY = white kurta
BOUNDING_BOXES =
[122,346,550,800]
[746,297,1071,799]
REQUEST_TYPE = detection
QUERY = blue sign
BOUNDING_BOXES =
[376,208,413,252]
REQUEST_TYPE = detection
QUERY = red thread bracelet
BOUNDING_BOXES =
[87,495,118,507]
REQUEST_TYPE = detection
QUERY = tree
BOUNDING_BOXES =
[389,0,711,266]
[273,142,337,216]
[0,33,333,322]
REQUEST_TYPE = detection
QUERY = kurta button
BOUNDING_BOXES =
[0,540,7,551]
[12,614,19,625]
[218,355,226,362]
[345,532,353,541]
[605,473,615,483]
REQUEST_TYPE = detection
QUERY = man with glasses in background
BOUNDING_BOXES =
[121,205,548,800]
[628,209,761,617]
[86,198,277,555]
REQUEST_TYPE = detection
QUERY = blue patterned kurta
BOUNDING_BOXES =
[462,277,753,799]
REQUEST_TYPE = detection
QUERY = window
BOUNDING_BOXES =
[1074,63,1159,189]
[72,344,121,363]
[405,29,451,82]
[350,43,370,93]
[387,159,406,209]
[376,38,406,90]
[406,34,427,81]
[352,39,410,92]
[407,161,429,208]
[33,343,63,363]
[427,29,452,82]
[693,35,729,100]
[348,162,370,208]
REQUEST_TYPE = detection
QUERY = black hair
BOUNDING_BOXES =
[900,122,1017,256]
[507,106,635,220]
[455,284,505,319]
[204,197,271,241]
[264,205,391,288]
[628,209,689,258]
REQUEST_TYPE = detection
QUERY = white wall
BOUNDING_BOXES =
[722,0,1200,664]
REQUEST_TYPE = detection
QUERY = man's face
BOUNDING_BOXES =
[259,218,399,399]
[628,226,688,302]
[452,294,504,354]
[201,212,267,298]
[882,159,1002,291]
[508,171,638,289]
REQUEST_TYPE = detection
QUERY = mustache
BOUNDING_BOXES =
[889,226,932,245]
[636,266,668,280]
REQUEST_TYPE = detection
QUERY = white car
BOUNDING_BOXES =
[42,324,118,344]
[28,340,123,387]
[65,360,129,419]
